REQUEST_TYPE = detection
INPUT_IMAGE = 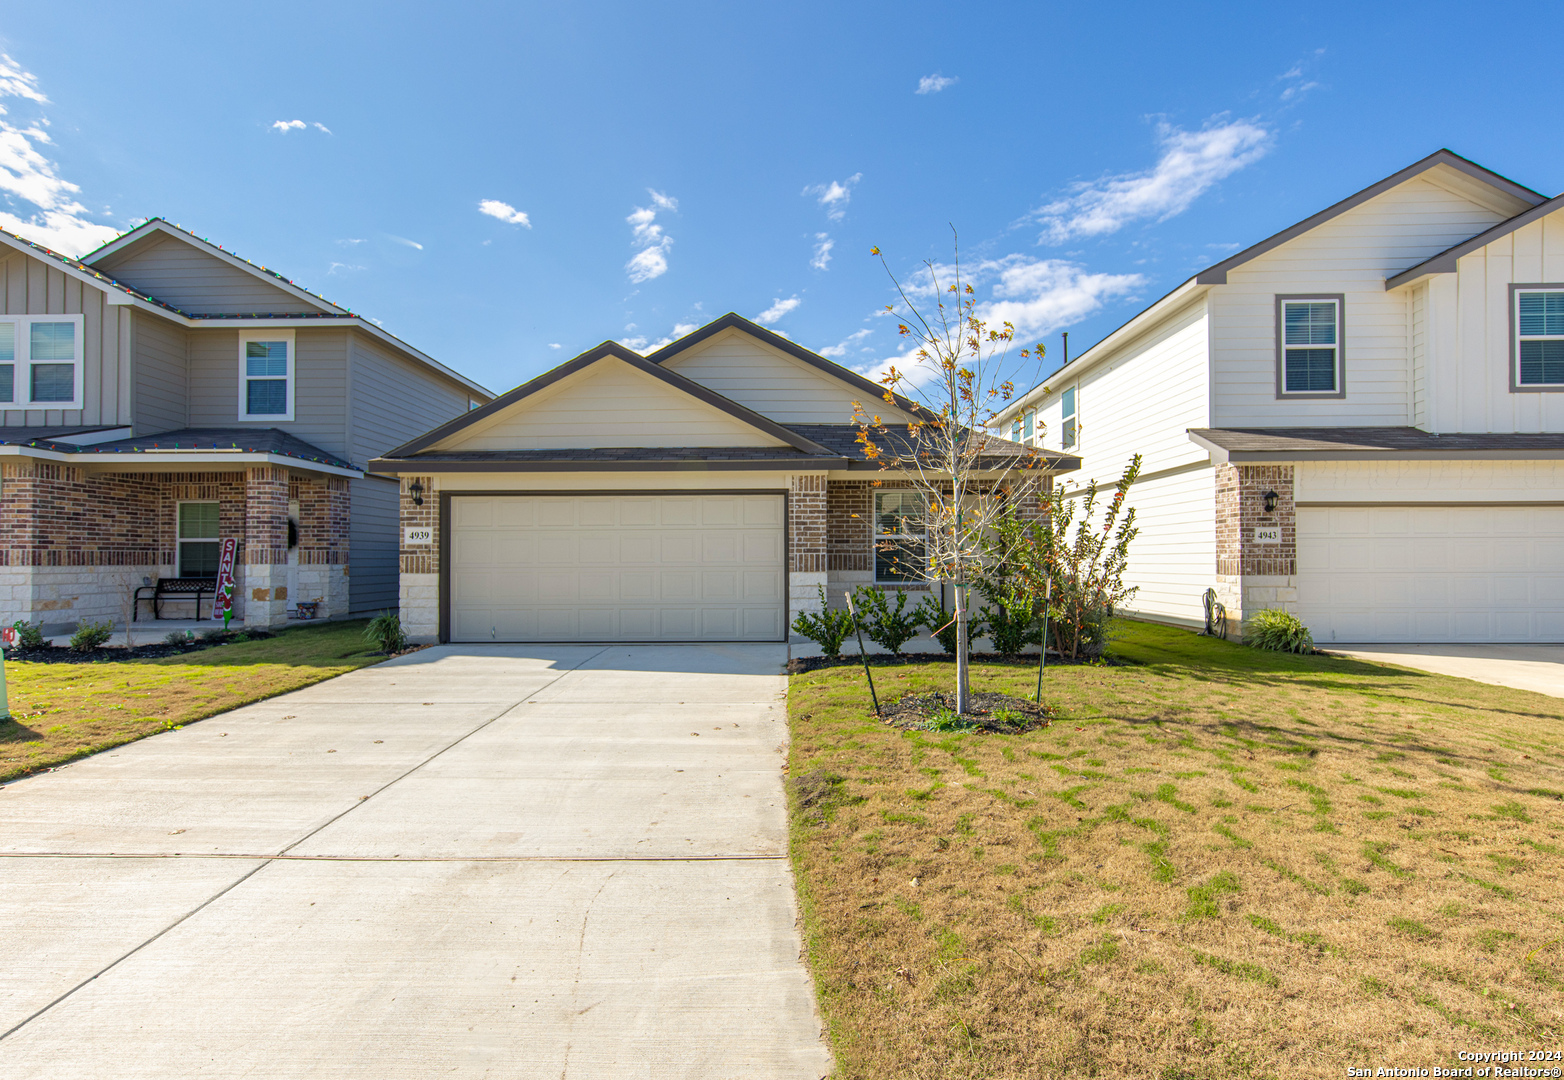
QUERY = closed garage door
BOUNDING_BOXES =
[1297,506,1564,643]
[448,494,785,642]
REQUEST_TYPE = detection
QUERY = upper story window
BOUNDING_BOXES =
[874,490,926,583]
[1276,295,1344,397]
[1514,288,1564,388]
[1061,387,1077,449]
[238,329,295,421]
[0,315,84,409]
[1022,409,1035,444]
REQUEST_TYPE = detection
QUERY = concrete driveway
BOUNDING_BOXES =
[1328,643,1564,699]
[0,644,832,1079]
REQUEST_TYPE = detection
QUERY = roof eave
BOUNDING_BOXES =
[1385,191,1564,291]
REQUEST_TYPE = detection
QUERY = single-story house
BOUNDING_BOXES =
[370,314,1078,644]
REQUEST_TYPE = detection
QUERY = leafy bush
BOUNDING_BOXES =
[978,583,1044,656]
[199,628,233,643]
[916,595,984,656]
[791,586,856,659]
[164,630,193,646]
[69,620,114,652]
[850,586,927,655]
[991,707,1026,728]
[1245,608,1314,653]
[10,619,45,648]
[364,611,408,654]
[929,706,971,732]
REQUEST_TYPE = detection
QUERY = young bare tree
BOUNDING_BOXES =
[854,237,1055,712]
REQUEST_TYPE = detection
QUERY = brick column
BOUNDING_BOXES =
[1214,463,1297,636]
[399,475,439,643]
[293,476,351,619]
[244,466,291,627]
[788,473,827,617]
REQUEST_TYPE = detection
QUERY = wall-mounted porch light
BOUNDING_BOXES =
[409,480,424,507]
[1263,489,1279,514]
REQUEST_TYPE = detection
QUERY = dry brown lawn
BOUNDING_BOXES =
[787,620,1564,1079]
[0,620,384,782]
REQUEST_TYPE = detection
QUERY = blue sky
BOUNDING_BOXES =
[1,2,1561,398]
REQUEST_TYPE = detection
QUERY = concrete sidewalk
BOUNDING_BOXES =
[1328,643,1564,699]
[0,644,832,1078]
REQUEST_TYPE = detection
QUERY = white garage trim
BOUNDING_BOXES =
[1297,504,1564,644]
[441,489,788,643]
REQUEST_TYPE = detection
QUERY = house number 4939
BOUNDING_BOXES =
[404,527,433,546]
[1253,526,1281,544]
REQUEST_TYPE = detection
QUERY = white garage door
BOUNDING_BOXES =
[1297,506,1564,643]
[448,494,785,642]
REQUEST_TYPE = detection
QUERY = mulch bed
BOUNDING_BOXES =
[877,690,1054,733]
[2,635,258,665]
[786,650,1123,675]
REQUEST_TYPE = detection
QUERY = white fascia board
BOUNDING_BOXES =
[994,278,1208,426]
[0,444,360,478]
[1186,430,1231,463]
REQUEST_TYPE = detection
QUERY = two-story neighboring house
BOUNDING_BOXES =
[0,219,490,632]
[993,149,1564,645]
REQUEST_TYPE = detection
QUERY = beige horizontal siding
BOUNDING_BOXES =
[93,234,329,315]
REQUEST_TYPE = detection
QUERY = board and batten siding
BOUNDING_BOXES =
[663,328,918,424]
[349,332,470,466]
[1419,207,1564,434]
[1210,175,1515,427]
[0,248,131,429]
[90,234,330,316]
[434,357,784,451]
[131,309,187,433]
[186,326,350,458]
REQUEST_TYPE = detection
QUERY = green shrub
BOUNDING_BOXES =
[199,628,233,643]
[164,630,192,646]
[791,586,856,659]
[69,619,114,652]
[850,586,927,655]
[1245,608,1314,653]
[364,611,407,654]
[916,595,984,656]
[10,619,45,648]
[979,583,1044,656]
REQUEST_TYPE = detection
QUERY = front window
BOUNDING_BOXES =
[178,502,221,578]
[1279,297,1341,394]
[874,490,926,583]
[1061,387,1077,449]
[238,329,295,420]
[0,316,82,407]
[1516,289,1564,386]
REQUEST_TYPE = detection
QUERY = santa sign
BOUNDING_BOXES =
[212,538,239,626]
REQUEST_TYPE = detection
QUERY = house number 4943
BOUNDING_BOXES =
[404,527,433,546]
[1253,526,1281,544]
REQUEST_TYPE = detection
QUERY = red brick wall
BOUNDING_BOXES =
[399,475,438,576]
[826,480,872,573]
[789,474,826,573]
[292,476,350,565]
[244,466,290,566]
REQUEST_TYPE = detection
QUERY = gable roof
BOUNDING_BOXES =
[0,225,491,399]
[996,149,1550,425]
[648,312,924,418]
[381,340,838,459]
[1386,191,1564,290]
[1193,149,1545,286]
[81,219,350,315]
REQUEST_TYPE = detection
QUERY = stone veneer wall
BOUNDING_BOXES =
[290,475,352,619]
[398,474,440,643]
[1213,462,1297,636]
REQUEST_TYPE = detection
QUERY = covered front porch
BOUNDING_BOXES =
[0,428,358,635]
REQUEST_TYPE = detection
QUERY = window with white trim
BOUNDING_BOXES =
[874,490,926,583]
[238,329,295,421]
[1516,289,1564,386]
[1061,387,1077,449]
[177,502,221,578]
[1280,298,1341,394]
[0,315,84,408]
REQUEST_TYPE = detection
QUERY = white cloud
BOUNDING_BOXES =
[803,173,861,222]
[857,255,1144,386]
[0,54,120,256]
[326,262,364,274]
[271,119,306,132]
[337,237,366,245]
[819,328,872,359]
[388,235,424,250]
[1278,50,1325,102]
[625,189,677,283]
[548,343,562,349]
[620,321,698,354]
[916,73,957,95]
[756,296,801,325]
[312,122,332,134]
[478,198,531,227]
[1034,119,1271,243]
[810,232,834,271]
